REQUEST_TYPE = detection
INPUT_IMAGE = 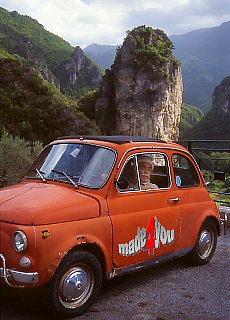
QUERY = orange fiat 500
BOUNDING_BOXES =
[0,136,222,317]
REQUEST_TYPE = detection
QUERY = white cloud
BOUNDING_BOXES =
[0,0,229,47]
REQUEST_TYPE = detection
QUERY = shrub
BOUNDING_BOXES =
[0,131,43,187]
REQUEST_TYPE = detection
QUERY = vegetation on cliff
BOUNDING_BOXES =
[179,103,203,139]
[115,26,180,79]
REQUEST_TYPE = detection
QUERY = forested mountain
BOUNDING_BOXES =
[0,49,100,144]
[188,75,230,139]
[0,7,73,73]
[84,22,230,113]
[171,21,230,113]
[0,7,103,98]
[179,104,203,139]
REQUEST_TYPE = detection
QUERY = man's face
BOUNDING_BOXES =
[138,161,152,183]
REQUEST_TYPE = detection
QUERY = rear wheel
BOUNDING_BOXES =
[47,250,102,317]
[189,220,217,265]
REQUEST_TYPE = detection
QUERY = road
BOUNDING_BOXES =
[1,231,230,320]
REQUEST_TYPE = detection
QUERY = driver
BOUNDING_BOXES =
[137,155,158,190]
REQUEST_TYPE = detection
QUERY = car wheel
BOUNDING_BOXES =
[189,220,217,266]
[47,250,102,317]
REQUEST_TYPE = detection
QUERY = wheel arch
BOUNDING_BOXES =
[202,215,220,236]
[67,243,107,278]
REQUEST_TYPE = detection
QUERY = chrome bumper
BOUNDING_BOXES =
[0,254,39,287]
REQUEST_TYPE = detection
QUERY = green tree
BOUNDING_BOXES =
[0,131,43,187]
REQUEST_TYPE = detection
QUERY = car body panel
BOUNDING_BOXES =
[0,182,100,225]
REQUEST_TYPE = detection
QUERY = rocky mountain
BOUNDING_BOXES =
[84,22,230,113]
[58,46,102,99]
[0,7,102,98]
[189,75,230,139]
[94,26,183,141]
[0,49,100,144]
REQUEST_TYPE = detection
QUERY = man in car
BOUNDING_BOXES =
[137,155,158,190]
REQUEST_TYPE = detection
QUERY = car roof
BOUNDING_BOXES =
[54,135,189,154]
[57,135,166,144]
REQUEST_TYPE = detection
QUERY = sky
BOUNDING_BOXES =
[1,0,230,48]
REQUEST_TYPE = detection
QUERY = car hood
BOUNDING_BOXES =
[0,182,100,225]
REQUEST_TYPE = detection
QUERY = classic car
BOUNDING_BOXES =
[0,136,223,317]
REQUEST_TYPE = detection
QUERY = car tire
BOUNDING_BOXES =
[47,250,102,318]
[189,220,218,266]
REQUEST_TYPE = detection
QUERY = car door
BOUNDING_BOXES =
[171,152,209,248]
[107,150,181,268]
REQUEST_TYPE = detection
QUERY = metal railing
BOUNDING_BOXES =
[178,140,230,207]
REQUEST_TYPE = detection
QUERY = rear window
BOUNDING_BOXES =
[172,154,200,187]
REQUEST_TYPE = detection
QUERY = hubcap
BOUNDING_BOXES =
[198,229,214,259]
[59,265,94,309]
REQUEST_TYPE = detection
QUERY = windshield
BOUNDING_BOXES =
[26,143,116,188]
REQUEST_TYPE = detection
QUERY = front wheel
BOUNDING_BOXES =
[47,250,102,318]
[189,220,218,266]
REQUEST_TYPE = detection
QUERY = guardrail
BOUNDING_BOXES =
[178,140,230,232]
[178,140,230,206]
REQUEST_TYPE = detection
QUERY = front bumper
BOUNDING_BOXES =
[0,254,39,287]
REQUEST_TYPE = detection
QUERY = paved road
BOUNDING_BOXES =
[1,231,230,320]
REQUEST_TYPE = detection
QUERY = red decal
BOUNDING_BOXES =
[145,217,155,255]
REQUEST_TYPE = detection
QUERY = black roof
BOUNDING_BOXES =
[57,135,166,144]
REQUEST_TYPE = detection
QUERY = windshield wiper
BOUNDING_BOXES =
[51,169,79,189]
[35,168,46,182]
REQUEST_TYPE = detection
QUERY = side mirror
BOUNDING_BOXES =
[116,177,129,190]
[205,171,226,186]
[214,171,225,182]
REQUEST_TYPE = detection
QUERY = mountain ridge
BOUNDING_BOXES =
[0,7,103,98]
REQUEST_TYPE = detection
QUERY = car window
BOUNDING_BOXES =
[117,152,170,192]
[26,143,116,188]
[172,153,200,187]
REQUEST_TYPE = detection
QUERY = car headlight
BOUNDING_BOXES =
[13,231,28,252]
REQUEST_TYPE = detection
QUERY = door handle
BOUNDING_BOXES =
[167,197,181,203]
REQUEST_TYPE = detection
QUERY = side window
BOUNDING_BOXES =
[145,153,170,189]
[117,156,139,191]
[172,154,200,187]
[117,152,170,192]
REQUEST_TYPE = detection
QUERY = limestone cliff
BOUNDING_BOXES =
[58,46,103,98]
[35,60,60,90]
[95,26,183,141]
[189,75,230,139]
[213,76,230,117]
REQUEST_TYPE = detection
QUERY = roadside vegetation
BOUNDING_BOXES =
[0,131,43,187]
[200,152,230,206]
